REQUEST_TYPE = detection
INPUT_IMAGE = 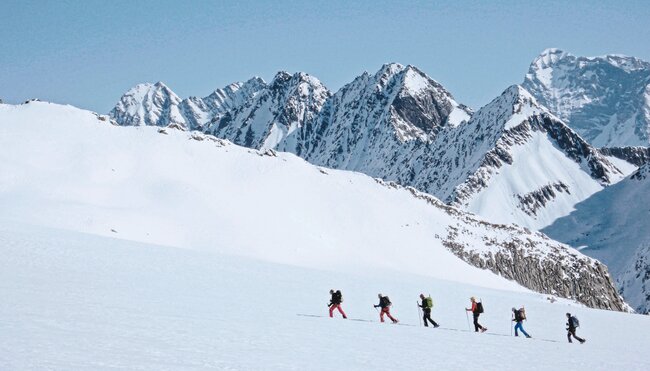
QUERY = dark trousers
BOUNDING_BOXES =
[422,308,438,327]
[473,313,484,332]
[567,328,585,343]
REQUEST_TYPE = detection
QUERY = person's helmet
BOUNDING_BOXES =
[512,307,516,311]
[566,312,571,317]
[378,293,382,298]
[330,289,334,294]
[420,293,425,298]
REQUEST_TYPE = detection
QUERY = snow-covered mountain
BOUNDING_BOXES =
[109,65,638,231]
[523,48,650,147]
[544,163,650,313]
[426,85,635,229]
[302,63,471,170]
[207,71,330,151]
[0,100,627,311]
[109,78,265,130]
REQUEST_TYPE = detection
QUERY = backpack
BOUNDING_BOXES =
[424,297,433,309]
[381,296,391,307]
[571,316,580,328]
[336,291,343,303]
[515,308,526,321]
[476,301,484,313]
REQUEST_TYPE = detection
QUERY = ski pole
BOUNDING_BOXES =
[416,302,422,327]
[511,313,514,336]
[465,310,470,331]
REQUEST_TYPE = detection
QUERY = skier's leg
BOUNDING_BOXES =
[567,330,573,343]
[574,331,585,343]
[473,314,480,332]
[380,308,386,322]
[520,324,530,338]
[387,309,398,322]
[423,308,430,327]
[337,305,347,319]
[514,322,520,336]
[329,305,335,318]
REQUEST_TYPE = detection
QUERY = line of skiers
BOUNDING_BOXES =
[328,289,586,344]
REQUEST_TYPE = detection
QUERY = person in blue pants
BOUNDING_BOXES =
[512,307,531,338]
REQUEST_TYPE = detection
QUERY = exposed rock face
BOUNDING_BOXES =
[375,180,628,311]
[619,245,650,314]
[599,146,650,167]
[523,48,650,147]
[516,182,570,216]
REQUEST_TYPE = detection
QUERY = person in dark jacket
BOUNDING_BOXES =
[566,313,585,344]
[512,307,531,338]
[466,297,487,332]
[374,293,398,323]
[418,294,439,327]
[328,289,347,319]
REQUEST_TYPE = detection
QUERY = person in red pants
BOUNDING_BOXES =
[328,289,347,318]
[374,293,398,323]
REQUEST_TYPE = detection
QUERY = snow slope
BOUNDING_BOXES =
[0,101,625,309]
[0,101,648,369]
[544,164,650,313]
[2,222,649,370]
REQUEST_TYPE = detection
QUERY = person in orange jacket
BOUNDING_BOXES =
[466,297,487,332]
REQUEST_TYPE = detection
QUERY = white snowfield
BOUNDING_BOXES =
[0,102,649,370]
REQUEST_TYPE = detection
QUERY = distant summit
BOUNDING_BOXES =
[523,49,650,147]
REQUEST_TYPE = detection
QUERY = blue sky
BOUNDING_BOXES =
[1,0,649,113]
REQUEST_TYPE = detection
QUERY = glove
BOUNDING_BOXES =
[374,305,379,308]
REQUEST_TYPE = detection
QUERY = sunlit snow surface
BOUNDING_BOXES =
[1,102,649,370]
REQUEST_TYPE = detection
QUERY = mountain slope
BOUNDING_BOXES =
[523,48,650,147]
[108,66,637,231]
[425,85,635,229]
[0,100,626,310]
[544,164,650,313]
